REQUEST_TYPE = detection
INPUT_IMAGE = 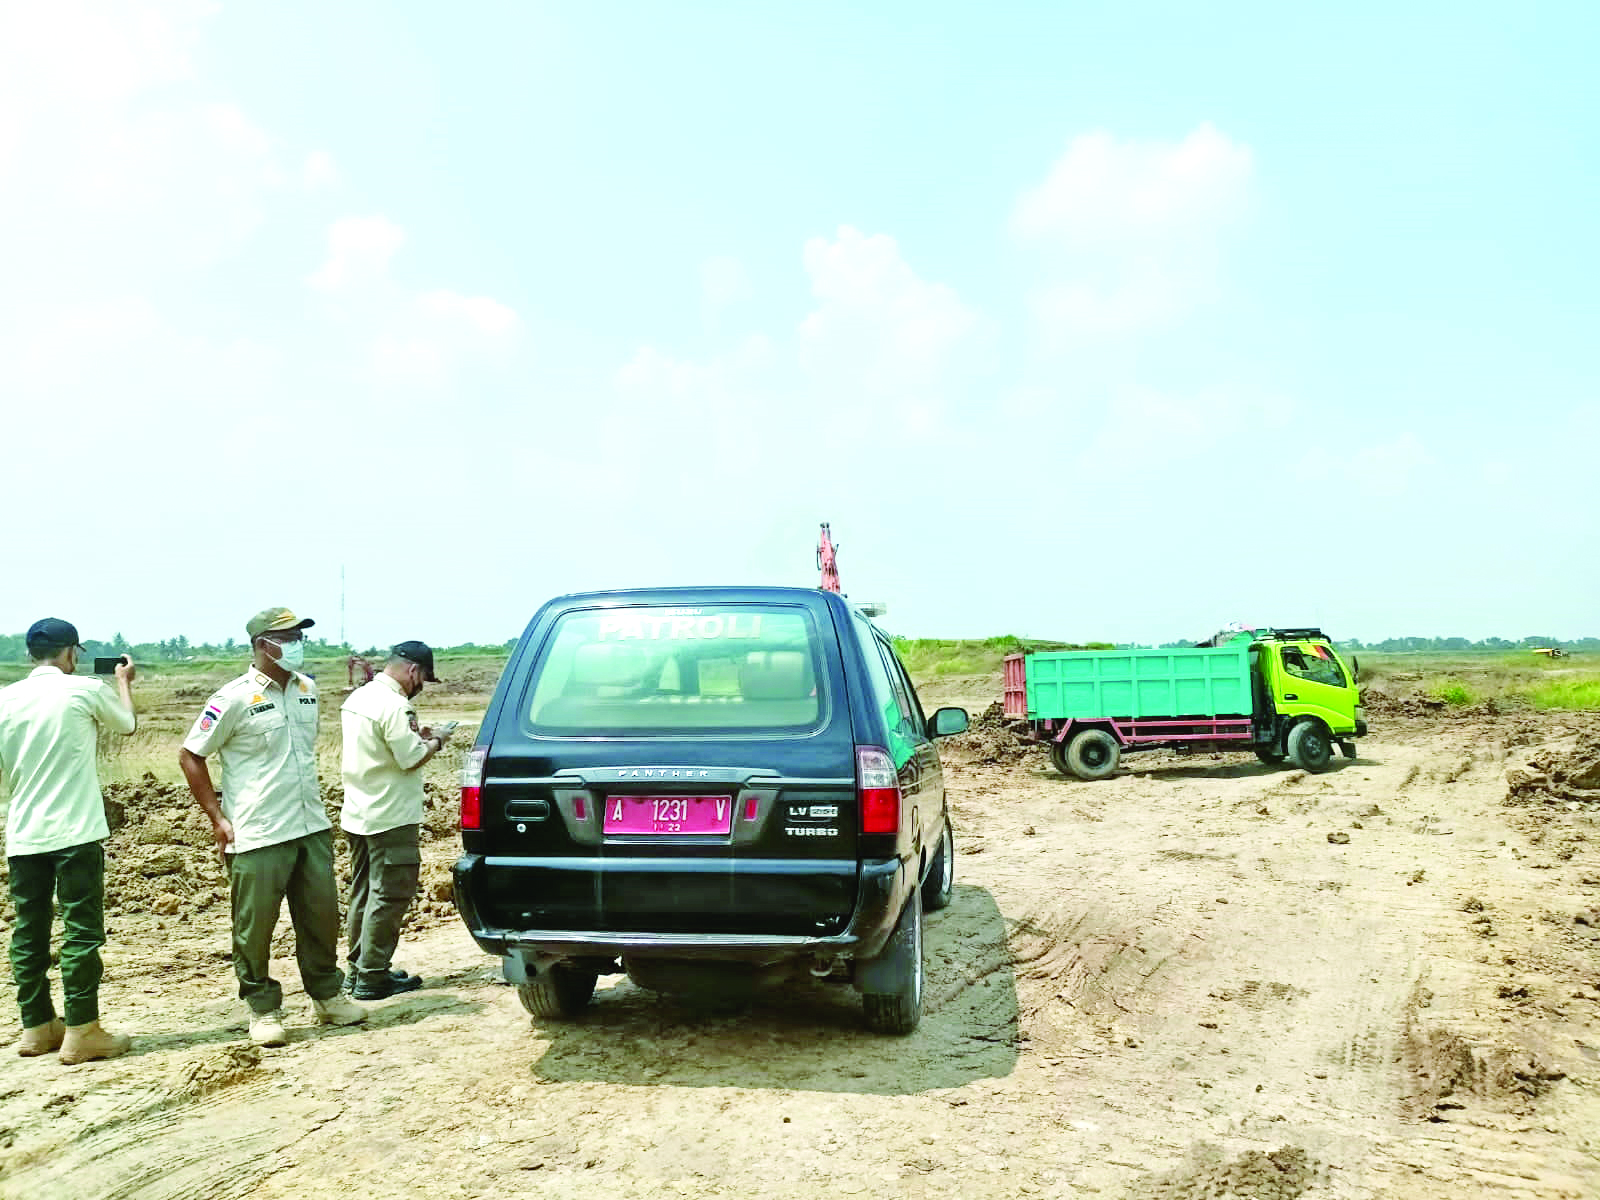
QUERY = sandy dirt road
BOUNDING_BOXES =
[0,687,1597,1199]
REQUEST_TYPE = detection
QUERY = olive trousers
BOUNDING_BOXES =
[7,841,105,1027]
[343,824,421,985]
[227,830,344,1014]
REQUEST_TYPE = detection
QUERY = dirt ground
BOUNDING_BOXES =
[1,670,1598,1199]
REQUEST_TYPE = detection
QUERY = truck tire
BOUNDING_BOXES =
[517,963,599,1020]
[1050,741,1072,776]
[1254,746,1286,765]
[859,889,924,1035]
[921,817,954,912]
[1287,722,1333,773]
[1066,729,1120,781]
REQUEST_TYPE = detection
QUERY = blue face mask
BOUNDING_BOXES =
[272,639,305,671]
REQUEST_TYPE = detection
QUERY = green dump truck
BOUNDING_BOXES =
[1003,628,1366,780]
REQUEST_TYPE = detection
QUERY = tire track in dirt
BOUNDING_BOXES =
[0,1048,342,1200]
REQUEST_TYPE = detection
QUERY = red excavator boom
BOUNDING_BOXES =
[817,522,841,593]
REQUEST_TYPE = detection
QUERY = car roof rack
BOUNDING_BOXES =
[1252,627,1328,643]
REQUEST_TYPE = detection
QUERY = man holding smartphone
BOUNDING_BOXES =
[178,607,368,1046]
[0,619,136,1064]
[339,641,452,1000]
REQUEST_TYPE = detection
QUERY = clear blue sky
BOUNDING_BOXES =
[2,2,1595,648]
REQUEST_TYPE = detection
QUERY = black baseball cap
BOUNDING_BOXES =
[391,641,438,682]
[26,618,85,654]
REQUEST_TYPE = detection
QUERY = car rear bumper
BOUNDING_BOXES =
[453,852,911,966]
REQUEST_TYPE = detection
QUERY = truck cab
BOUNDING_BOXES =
[1250,634,1366,768]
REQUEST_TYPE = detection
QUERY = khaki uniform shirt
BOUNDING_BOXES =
[340,674,431,837]
[182,668,327,854]
[0,666,136,856]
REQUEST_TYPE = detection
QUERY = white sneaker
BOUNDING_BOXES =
[249,1010,288,1047]
[311,992,367,1027]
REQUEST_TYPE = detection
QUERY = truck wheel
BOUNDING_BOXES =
[1287,722,1333,773]
[1066,729,1120,780]
[921,817,954,912]
[517,963,599,1019]
[1253,746,1286,765]
[859,889,924,1035]
[1050,741,1072,777]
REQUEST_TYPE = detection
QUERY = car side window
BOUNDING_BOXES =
[876,637,926,738]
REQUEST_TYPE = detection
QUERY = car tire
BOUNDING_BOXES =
[517,963,599,1020]
[921,818,955,912]
[1253,746,1287,765]
[860,889,924,1035]
[1287,722,1333,773]
[1066,728,1120,781]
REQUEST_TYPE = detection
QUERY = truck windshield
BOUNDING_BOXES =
[524,605,824,735]
[1281,646,1347,689]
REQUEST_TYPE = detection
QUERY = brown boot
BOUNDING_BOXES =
[58,1021,131,1065]
[18,1018,65,1057]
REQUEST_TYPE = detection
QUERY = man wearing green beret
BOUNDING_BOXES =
[178,607,367,1046]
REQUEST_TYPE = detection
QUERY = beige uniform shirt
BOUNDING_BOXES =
[0,666,136,856]
[340,674,431,837]
[182,668,327,854]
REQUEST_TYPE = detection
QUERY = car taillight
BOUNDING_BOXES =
[461,746,486,831]
[857,746,900,834]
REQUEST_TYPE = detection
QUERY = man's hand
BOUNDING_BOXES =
[113,654,136,685]
[211,816,235,858]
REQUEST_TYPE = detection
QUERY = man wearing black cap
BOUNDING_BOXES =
[0,619,136,1064]
[339,641,452,999]
[178,607,368,1046]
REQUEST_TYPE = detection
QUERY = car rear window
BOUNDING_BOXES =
[524,605,825,735]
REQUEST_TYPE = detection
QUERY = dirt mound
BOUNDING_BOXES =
[1124,1144,1318,1200]
[170,1044,263,1100]
[1403,1021,1564,1118]
[100,774,230,920]
[1506,736,1600,804]
[93,772,461,935]
[1360,681,1503,722]
[942,701,1038,766]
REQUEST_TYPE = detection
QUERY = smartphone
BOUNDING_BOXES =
[434,720,460,738]
[94,657,125,675]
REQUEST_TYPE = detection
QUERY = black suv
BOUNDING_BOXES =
[452,586,969,1034]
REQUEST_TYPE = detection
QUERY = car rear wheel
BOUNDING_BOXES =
[921,818,955,912]
[1066,728,1120,780]
[859,889,924,1035]
[1287,722,1333,773]
[517,963,599,1020]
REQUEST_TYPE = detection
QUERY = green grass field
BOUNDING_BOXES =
[1356,649,1598,709]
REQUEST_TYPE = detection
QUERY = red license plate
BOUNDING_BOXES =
[603,794,734,835]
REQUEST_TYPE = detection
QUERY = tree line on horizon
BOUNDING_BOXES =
[0,633,518,665]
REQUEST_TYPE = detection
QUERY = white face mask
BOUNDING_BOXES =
[272,639,306,671]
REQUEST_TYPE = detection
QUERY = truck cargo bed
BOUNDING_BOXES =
[1011,645,1252,722]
